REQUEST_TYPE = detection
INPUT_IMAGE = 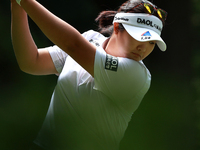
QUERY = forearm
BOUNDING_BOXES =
[17,0,96,76]
[19,0,84,56]
[11,1,38,72]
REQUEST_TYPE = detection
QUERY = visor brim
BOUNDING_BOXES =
[122,23,167,51]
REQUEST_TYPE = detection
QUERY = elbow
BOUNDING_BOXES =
[18,63,31,74]
[15,54,40,75]
[17,61,35,75]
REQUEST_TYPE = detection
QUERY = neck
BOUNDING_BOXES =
[103,34,122,57]
[102,38,110,50]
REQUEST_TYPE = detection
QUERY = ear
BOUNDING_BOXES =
[114,23,119,34]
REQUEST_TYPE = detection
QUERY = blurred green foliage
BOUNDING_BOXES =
[191,0,200,149]
[0,0,199,149]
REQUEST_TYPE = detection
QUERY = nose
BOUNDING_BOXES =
[137,42,147,52]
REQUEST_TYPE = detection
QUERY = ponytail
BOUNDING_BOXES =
[95,11,117,36]
[95,0,142,36]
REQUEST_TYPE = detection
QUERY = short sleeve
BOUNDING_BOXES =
[38,30,104,75]
[40,45,68,74]
[94,47,151,105]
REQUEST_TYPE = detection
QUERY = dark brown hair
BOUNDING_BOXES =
[95,0,165,36]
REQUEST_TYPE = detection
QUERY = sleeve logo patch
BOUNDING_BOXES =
[105,54,118,71]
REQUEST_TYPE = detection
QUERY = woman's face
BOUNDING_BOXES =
[117,30,156,61]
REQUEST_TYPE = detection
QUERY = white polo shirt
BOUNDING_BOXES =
[34,30,151,150]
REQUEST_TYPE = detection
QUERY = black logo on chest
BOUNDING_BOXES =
[89,39,100,47]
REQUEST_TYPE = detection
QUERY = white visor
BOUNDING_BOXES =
[113,13,166,51]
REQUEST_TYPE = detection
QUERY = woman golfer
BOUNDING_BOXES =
[11,0,167,149]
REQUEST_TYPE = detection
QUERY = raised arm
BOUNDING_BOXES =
[11,0,58,75]
[17,0,96,76]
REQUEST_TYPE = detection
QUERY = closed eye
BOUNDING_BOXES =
[149,41,156,45]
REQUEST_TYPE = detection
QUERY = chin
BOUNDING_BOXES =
[132,57,142,62]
